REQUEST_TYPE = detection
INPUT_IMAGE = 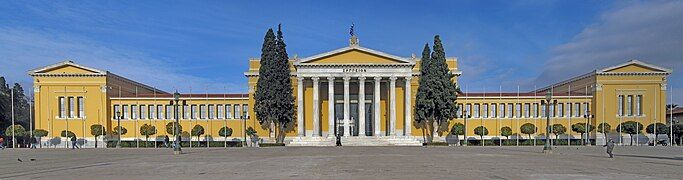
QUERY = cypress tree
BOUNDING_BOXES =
[254,28,277,139]
[0,77,8,133]
[272,24,295,143]
[414,35,458,143]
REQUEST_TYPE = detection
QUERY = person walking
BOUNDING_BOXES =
[0,136,5,150]
[603,138,615,158]
[163,135,170,148]
[71,136,79,149]
[30,136,37,149]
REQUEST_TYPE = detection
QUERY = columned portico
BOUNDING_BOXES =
[311,77,320,137]
[374,77,381,136]
[358,77,366,136]
[389,76,397,136]
[404,76,412,136]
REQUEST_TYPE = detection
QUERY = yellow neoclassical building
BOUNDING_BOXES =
[29,36,671,147]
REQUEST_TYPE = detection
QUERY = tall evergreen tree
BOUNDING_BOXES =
[11,83,30,127]
[414,35,459,142]
[0,77,10,134]
[254,24,295,143]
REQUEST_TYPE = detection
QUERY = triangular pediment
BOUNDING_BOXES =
[598,60,671,74]
[295,46,414,65]
[28,60,107,76]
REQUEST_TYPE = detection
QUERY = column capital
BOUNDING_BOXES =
[297,76,304,81]
[327,76,335,80]
[374,76,382,81]
[343,76,351,81]
[312,76,320,81]
[358,76,366,81]
[405,76,412,81]
[389,76,398,81]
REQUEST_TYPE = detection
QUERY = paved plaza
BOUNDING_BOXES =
[1,146,682,179]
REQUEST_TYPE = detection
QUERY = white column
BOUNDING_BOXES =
[389,76,397,136]
[327,76,335,137]
[374,77,381,136]
[358,77,366,136]
[343,76,351,137]
[404,76,412,136]
[312,77,320,137]
[297,77,304,137]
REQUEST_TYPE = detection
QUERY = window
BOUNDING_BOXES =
[507,104,513,118]
[68,97,75,118]
[549,104,555,117]
[499,104,505,118]
[234,104,241,119]
[558,103,564,117]
[217,105,223,119]
[626,95,633,116]
[541,104,547,117]
[473,104,480,118]
[77,97,84,118]
[113,105,120,119]
[123,105,129,120]
[482,104,488,118]
[157,105,164,119]
[574,103,580,117]
[515,103,521,118]
[636,95,642,116]
[209,105,215,119]
[584,103,589,117]
[59,97,65,118]
[149,105,155,119]
[131,105,138,119]
[226,104,232,119]
[491,104,497,118]
[533,103,539,117]
[456,104,463,117]
[524,103,530,118]
[618,95,624,116]
[166,105,173,119]
[140,105,146,120]
[191,105,198,119]
[567,103,572,118]
[183,105,189,119]
[243,104,248,118]
[200,105,207,119]
[465,104,471,117]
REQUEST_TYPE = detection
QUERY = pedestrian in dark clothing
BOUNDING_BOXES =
[71,136,79,149]
[164,135,170,148]
[30,136,37,149]
[0,136,5,149]
[603,138,615,158]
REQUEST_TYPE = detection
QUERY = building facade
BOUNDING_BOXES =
[30,36,671,147]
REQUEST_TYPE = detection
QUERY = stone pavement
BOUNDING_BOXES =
[0,146,681,179]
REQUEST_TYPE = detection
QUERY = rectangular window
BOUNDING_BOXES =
[515,103,521,118]
[149,105,155,119]
[533,103,539,118]
[558,103,564,117]
[524,103,530,118]
[507,104,513,118]
[541,104,547,118]
[140,105,146,120]
[59,97,65,118]
[234,104,241,119]
[217,105,223,119]
[226,104,232,119]
[465,104,471,117]
[499,104,505,118]
[482,104,488,118]
[491,103,497,118]
[68,97,75,118]
[243,104,248,118]
[200,105,206,119]
[473,104,480,118]
[191,105,198,119]
[636,95,642,116]
[183,105,189,119]
[209,105,215,119]
[567,103,572,118]
[618,95,624,116]
[584,103,589,117]
[626,95,633,116]
[574,103,580,117]
[456,104,463,117]
[113,105,120,119]
[123,105,129,120]
[77,97,84,118]
[166,105,173,119]
[131,105,138,119]
[549,103,555,117]
[157,105,164,119]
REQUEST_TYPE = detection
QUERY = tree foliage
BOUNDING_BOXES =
[254,25,295,143]
[140,124,157,142]
[414,35,459,143]
[191,124,205,141]
[551,124,566,139]
[60,130,75,138]
[90,124,105,148]
[33,129,48,137]
[597,122,611,136]
[0,78,31,136]
[5,124,26,137]
[219,126,233,137]
[474,126,488,139]
[571,122,594,144]
[113,126,127,135]
[165,122,182,136]
[646,123,669,136]
[500,126,512,139]
[617,121,643,146]
[520,123,536,139]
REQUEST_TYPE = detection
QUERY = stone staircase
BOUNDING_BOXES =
[287,137,336,146]
[341,136,422,146]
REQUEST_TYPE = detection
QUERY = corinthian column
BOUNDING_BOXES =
[374,77,381,136]
[343,76,351,137]
[358,76,366,136]
[297,77,304,137]
[404,76,412,136]
[312,77,320,137]
[389,76,397,136]
[328,76,335,137]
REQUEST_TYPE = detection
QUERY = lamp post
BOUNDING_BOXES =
[542,91,556,154]
[116,111,122,148]
[171,91,185,155]
[242,115,247,147]
[583,110,593,146]
[461,110,470,146]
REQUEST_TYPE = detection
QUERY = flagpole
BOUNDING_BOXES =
[11,88,15,148]
[516,85,520,146]
[499,85,502,146]
[568,85,571,146]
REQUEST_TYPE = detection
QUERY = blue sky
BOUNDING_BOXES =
[1,1,681,104]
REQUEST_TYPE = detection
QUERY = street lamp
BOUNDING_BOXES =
[116,111,122,148]
[583,110,594,146]
[542,91,556,154]
[170,91,185,155]
[460,109,471,146]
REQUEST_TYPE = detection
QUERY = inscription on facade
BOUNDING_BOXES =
[343,68,367,73]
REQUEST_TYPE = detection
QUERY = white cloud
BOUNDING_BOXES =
[535,1,683,104]
[0,27,245,94]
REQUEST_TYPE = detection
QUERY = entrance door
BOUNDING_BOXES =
[365,103,373,136]
[350,103,358,136]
